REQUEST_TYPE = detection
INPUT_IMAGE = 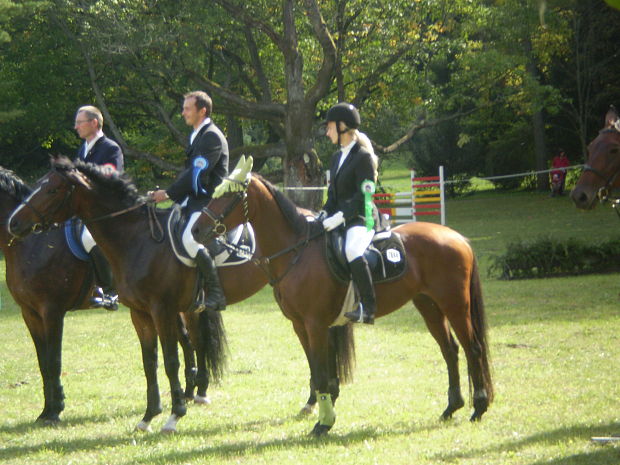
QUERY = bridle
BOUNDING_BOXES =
[199,179,250,242]
[18,179,76,234]
[12,168,147,237]
[200,176,325,286]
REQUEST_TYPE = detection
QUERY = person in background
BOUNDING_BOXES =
[320,102,380,325]
[150,91,228,312]
[74,105,124,310]
[551,148,570,196]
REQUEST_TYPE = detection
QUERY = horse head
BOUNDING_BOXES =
[193,155,253,244]
[8,155,91,237]
[571,106,620,210]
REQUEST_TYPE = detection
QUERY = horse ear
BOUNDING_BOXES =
[605,105,619,128]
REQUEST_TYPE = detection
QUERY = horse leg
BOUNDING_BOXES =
[442,299,490,422]
[22,306,65,424]
[176,314,197,401]
[155,314,187,433]
[305,324,334,437]
[299,338,341,417]
[290,320,317,416]
[413,295,464,420]
[130,309,162,432]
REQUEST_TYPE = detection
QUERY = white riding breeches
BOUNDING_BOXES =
[182,211,203,259]
[345,225,374,262]
[80,226,96,253]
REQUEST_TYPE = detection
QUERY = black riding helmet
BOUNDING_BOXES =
[326,102,361,133]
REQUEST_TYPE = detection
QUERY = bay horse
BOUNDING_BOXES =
[194,157,493,436]
[571,106,620,210]
[6,156,352,431]
[0,165,214,425]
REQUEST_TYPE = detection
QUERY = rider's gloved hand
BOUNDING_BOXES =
[322,211,344,231]
[316,210,328,222]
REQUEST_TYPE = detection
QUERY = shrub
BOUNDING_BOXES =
[489,236,620,279]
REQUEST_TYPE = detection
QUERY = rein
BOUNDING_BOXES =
[202,178,326,286]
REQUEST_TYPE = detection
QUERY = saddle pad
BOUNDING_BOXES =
[325,229,407,284]
[167,205,256,268]
[64,218,89,261]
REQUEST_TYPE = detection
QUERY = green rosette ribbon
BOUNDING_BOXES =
[361,180,376,231]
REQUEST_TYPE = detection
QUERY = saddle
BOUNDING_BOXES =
[64,218,89,261]
[325,226,407,285]
[167,204,256,268]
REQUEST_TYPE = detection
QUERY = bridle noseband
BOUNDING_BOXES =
[200,179,250,242]
[20,178,76,234]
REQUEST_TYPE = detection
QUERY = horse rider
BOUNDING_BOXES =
[320,102,380,325]
[150,90,229,312]
[74,105,124,311]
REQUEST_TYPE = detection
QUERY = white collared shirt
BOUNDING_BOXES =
[83,130,104,159]
[336,140,356,173]
[190,117,211,145]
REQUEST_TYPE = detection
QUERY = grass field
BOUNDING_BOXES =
[2,184,620,464]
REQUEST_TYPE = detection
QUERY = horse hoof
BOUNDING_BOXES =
[310,422,331,437]
[36,416,60,427]
[161,414,180,433]
[194,395,211,405]
[135,420,152,432]
[469,410,485,422]
[297,404,315,418]
[440,410,454,421]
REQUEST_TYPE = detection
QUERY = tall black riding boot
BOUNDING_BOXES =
[344,256,376,325]
[195,247,227,312]
[89,246,119,311]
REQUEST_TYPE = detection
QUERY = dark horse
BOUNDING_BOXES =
[194,158,493,436]
[0,166,211,423]
[6,156,347,430]
[571,106,620,210]
[6,158,240,432]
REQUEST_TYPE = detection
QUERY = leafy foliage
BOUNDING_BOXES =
[490,235,620,279]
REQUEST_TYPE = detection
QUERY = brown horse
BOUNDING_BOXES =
[193,158,493,436]
[6,157,254,432]
[6,156,348,431]
[0,165,214,425]
[571,106,620,210]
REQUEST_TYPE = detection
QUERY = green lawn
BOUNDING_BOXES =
[2,184,620,464]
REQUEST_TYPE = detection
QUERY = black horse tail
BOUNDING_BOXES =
[199,310,228,383]
[329,323,356,384]
[469,256,494,403]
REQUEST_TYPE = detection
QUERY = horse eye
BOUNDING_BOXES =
[47,188,58,195]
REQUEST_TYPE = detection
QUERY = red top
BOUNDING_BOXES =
[551,155,569,178]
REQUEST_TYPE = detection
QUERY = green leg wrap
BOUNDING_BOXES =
[317,392,336,427]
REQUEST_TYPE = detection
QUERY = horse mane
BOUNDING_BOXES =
[253,174,320,237]
[0,166,32,201]
[51,156,141,207]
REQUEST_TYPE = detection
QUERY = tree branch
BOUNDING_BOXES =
[374,108,480,154]
[302,0,337,107]
[213,0,285,52]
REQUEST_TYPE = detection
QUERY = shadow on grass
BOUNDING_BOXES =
[0,411,447,463]
[426,421,620,465]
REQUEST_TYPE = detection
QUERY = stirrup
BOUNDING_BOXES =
[189,289,207,313]
[344,304,374,325]
[91,288,119,311]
